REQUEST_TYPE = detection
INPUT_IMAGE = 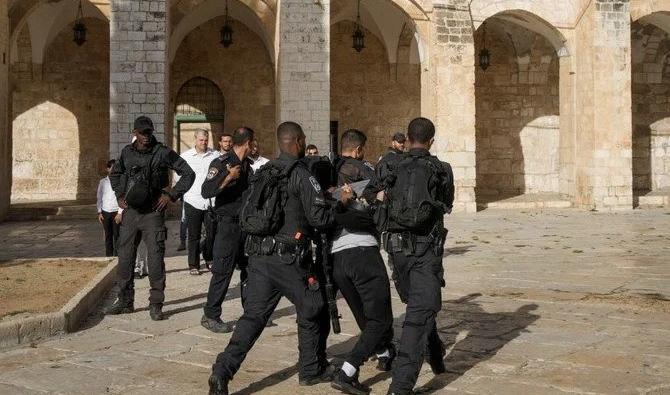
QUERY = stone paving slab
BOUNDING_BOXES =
[0,209,669,394]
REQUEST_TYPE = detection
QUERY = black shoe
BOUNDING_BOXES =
[149,304,166,321]
[426,344,446,375]
[201,315,233,333]
[208,374,229,395]
[299,363,335,386]
[331,370,370,395]
[376,344,396,372]
[105,299,134,315]
[177,241,186,251]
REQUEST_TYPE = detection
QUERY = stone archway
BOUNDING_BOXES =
[631,11,670,207]
[330,0,423,162]
[10,11,109,203]
[170,15,276,156]
[474,10,570,210]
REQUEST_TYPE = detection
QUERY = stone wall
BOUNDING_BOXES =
[330,21,420,162]
[0,0,9,219]
[474,21,560,201]
[631,20,670,193]
[11,19,110,202]
[170,17,276,156]
[278,0,330,149]
[109,0,168,157]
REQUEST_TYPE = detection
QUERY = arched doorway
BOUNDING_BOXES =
[330,0,423,162]
[631,12,670,207]
[174,77,225,154]
[474,11,570,210]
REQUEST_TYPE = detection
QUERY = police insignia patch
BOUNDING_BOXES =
[206,167,219,180]
[309,176,322,192]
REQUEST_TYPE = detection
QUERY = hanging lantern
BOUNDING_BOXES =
[220,0,233,48]
[479,23,490,71]
[352,0,365,52]
[73,0,87,46]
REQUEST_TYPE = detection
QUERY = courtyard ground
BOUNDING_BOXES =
[0,209,669,394]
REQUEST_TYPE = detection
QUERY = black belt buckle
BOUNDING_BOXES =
[261,236,275,255]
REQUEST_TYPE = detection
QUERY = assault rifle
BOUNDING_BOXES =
[321,121,341,334]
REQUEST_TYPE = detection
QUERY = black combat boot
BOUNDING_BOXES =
[201,315,232,333]
[426,342,446,375]
[105,298,134,315]
[331,369,371,395]
[149,304,166,321]
[376,344,396,372]
[299,363,335,386]
[208,374,229,395]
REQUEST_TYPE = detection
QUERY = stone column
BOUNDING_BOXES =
[429,1,477,213]
[277,0,329,149]
[651,126,670,190]
[109,0,169,157]
[573,0,633,210]
[0,0,10,221]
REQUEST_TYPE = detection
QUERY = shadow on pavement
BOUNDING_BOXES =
[416,293,539,394]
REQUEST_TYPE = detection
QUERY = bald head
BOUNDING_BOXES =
[277,122,306,158]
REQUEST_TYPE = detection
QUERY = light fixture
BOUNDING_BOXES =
[352,0,365,53]
[479,23,490,71]
[220,0,233,48]
[73,0,87,46]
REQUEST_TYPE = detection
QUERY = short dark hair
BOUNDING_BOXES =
[277,121,303,141]
[392,132,406,143]
[407,117,435,144]
[341,129,367,151]
[220,132,232,139]
[232,127,255,146]
[106,159,116,168]
[306,144,318,151]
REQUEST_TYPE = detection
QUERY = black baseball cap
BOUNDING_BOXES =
[392,132,406,143]
[133,116,154,133]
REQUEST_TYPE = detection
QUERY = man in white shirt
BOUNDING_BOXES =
[97,159,121,256]
[249,140,269,173]
[181,128,220,274]
[219,132,233,155]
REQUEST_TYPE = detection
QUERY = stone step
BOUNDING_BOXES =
[478,193,572,210]
[7,201,96,222]
[49,204,98,220]
[637,188,670,208]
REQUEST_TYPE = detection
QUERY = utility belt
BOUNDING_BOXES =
[244,234,310,259]
[381,226,447,257]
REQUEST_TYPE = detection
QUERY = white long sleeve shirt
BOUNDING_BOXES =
[97,177,120,213]
[250,155,270,173]
[180,148,220,210]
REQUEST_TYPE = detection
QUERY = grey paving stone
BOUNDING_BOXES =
[1,209,669,393]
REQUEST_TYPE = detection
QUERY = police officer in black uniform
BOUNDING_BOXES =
[200,127,255,333]
[377,132,406,163]
[208,122,351,395]
[365,132,407,298]
[384,118,454,395]
[107,116,195,321]
[329,129,395,395]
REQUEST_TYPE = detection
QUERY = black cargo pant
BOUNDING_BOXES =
[116,209,167,306]
[101,210,120,257]
[203,217,247,320]
[184,202,214,269]
[212,252,330,381]
[389,241,445,395]
[333,246,394,368]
